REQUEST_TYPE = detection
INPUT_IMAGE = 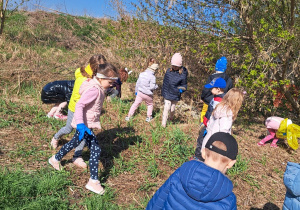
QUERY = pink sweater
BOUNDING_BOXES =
[202,105,233,149]
[71,78,105,129]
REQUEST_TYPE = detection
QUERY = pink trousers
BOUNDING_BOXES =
[260,128,278,144]
[128,91,153,117]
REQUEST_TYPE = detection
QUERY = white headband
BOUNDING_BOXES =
[125,67,132,75]
[96,73,118,80]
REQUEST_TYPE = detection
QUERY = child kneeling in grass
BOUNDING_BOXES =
[146,132,238,210]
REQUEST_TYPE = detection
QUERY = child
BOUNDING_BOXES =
[194,77,226,160]
[41,80,74,120]
[161,53,188,127]
[257,116,292,148]
[106,67,129,100]
[195,88,244,160]
[200,56,233,129]
[146,132,238,210]
[282,162,300,210]
[51,54,106,170]
[125,58,158,122]
[48,63,118,195]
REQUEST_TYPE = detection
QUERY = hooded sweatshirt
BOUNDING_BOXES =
[135,68,158,95]
[283,162,300,210]
[146,160,237,210]
[202,105,233,149]
[68,67,93,112]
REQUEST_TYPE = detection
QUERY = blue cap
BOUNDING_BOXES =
[215,56,227,72]
[204,77,226,89]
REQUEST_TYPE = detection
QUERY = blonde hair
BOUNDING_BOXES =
[205,141,232,164]
[213,88,244,121]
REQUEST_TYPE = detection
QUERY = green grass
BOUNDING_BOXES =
[0,168,71,209]
[227,154,250,177]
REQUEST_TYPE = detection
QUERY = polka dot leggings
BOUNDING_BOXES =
[55,130,101,180]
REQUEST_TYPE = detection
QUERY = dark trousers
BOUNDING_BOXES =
[194,126,206,161]
[55,130,101,180]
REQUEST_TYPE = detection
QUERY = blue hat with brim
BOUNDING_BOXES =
[204,77,226,89]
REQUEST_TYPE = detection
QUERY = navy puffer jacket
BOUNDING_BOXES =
[161,67,188,101]
[146,160,237,210]
[283,162,300,210]
[41,80,74,104]
[201,73,233,104]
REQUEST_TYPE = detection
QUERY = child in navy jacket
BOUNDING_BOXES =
[161,53,188,127]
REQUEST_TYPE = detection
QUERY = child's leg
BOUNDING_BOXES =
[143,94,154,117]
[162,99,171,127]
[54,101,67,116]
[54,109,74,139]
[169,100,178,121]
[54,130,82,161]
[194,127,206,161]
[258,128,276,145]
[84,132,101,180]
[127,93,143,117]
[48,104,59,117]
[200,103,208,123]
[73,140,86,160]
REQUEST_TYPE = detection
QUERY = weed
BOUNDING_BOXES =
[227,154,250,177]
[147,159,161,178]
[257,154,267,166]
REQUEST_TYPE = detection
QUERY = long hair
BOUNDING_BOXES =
[80,54,107,78]
[213,88,244,121]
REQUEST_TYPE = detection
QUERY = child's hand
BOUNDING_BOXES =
[179,89,183,93]
[76,123,91,141]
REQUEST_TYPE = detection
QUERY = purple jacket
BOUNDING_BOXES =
[135,69,158,95]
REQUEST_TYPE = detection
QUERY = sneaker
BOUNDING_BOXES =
[48,155,62,170]
[54,114,68,120]
[270,142,278,148]
[257,140,265,146]
[51,137,59,149]
[125,116,131,121]
[145,117,153,122]
[85,178,105,195]
[73,157,87,169]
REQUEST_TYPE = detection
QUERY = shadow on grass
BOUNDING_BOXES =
[80,126,142,182]
[250,202,280,210]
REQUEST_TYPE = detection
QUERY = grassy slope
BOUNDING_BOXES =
[0,11,299,209]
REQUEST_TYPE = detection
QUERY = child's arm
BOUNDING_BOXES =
[135,75,142,93]
[74,87,99,124]
[177,68,188,92]
[149,76,158,91]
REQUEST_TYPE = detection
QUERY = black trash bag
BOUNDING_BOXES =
[41,80,75,104]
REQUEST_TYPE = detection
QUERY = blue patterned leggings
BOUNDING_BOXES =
[55,130,101,180]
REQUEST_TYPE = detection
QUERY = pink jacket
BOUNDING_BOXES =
[202,105,233,149]
[71,78,105,129]
[265,116,284,130]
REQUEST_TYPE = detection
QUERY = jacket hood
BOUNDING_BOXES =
[284,162,300,196]
[215,57,227,72]
[180,161,233,202]
[75,68,84,79]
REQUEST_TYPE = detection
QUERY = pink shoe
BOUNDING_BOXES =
[54,114,68,120]
[85,178,105,195]
[73,157,87,169]
[51,137,59,149]
[270,142,278,148]
[48,155,62,170]
[257,140,265,146]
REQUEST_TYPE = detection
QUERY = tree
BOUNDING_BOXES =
[0,0,29,35]
[133,0,300,115]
